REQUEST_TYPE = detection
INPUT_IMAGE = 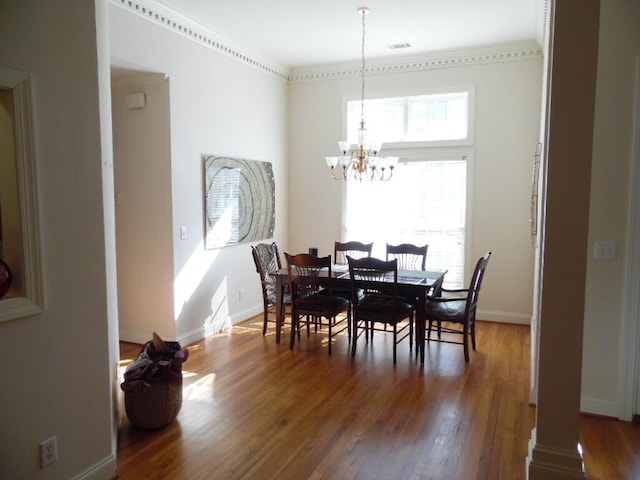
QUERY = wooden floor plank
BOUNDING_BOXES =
[116,318,640,479]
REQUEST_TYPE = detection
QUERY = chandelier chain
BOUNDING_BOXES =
[360,9,366,124]
[325,7,397,182]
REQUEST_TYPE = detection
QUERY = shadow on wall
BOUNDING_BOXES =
[174,241,232,339]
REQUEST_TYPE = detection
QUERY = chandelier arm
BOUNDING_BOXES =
[330,168,343,181]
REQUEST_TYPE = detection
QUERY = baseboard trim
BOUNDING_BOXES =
[231,305,263,325]
[72,454,117,480]
[175,306,263,346]
[478,309,531,325]
[118,328,154,344]
[579,395,619,419]
[526,393,621,420]
[119,305,264,346]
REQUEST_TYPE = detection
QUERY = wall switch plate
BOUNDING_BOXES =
[180,226,187,240]
[40,436,57,468]
[594,241,617,260]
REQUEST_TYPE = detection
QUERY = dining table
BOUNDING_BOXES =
[274,264,447,364]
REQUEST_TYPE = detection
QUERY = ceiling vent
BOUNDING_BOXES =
[388,43,411,50]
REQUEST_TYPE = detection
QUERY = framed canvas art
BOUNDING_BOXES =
[204,155,275,249]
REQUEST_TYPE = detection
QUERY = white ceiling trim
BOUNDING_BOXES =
[109,0,290,80]
[289,41,543,83]
[110,0,543,84]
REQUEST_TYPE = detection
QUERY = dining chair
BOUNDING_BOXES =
[424,251,492,362]
[284,252,351,355]
[385,243,428,271]
[251,242,291,336]
[334,240,373,265]
[347,256,414,364]
[385,243,429,340]
[333,240,373,302]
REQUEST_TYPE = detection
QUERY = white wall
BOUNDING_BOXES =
[0,1,635,479]
[581,0,640,418]
[0,1,117,479]
[108,3,289,345]
[288,46,543,324]
[112,74,175,343]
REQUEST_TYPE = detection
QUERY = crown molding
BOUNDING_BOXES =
[108,0,289,81]
[536,0,550,49]
[109,0,543,85]
[288,41,543,83]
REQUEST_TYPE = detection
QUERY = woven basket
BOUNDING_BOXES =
[121,338,188,429]
[124,374,183,429]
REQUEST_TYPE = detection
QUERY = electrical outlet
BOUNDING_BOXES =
[40,436,57,468]
[594,241,616,260]
[238,289,244,302]
[179,226,188,240]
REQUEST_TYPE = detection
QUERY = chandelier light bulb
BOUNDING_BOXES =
[338,141,351,154]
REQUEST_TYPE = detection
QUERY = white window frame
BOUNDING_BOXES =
[340,148,474,288]
[343,85,475,150]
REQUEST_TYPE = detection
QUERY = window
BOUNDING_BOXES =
[347,91,470,145]
[344,159,467,288]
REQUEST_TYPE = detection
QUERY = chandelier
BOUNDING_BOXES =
[325,7,398,182]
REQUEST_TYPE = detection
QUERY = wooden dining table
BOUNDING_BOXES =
[274,264,447,364]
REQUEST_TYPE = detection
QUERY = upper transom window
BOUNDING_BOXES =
[347,91,471,145]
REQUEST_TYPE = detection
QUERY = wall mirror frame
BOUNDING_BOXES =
[0,66,43,322]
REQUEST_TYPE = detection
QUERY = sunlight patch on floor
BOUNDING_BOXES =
[182,373,216,402]
[227,324,263,335]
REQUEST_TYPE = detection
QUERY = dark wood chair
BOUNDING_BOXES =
[284,253,351,355]
[251,242,290,335]
[334,240,373,265]
[386,243,428,271]
[333,240,373,301]
[424,251,492,362]
[386,242,429,309]
[347,256,414,364]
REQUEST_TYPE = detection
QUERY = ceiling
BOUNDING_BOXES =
[151,0,544,69]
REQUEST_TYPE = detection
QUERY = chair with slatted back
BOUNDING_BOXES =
[347,256,414,364]
[334,240,373,265]
[386,243,428,271]
[386,243,429,325]
[251,242,291,336]
[285,252,351,355]
[424,251,492,362]
[333,240,373,301]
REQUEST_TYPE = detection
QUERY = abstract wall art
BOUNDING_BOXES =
[204,155,275,249]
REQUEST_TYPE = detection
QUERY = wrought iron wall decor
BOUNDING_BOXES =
[204,156,275,249]
[530,142,542,246]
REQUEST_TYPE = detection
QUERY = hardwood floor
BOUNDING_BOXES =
[116,318,640,479]
[580,415,640,480]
